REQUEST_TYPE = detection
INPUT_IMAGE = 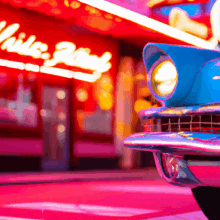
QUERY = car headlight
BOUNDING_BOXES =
[143,43,220,106]
[151,59,178,98]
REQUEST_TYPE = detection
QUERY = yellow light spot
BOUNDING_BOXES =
[98,90,113,110]
[57,124,65,133]
[117,122,124,135]
[76,89,89,102]
[105,14,113,19]
[56,90,66,99]
[70,1,81,9]
[134,99,152,113]
[135,74,145,81]
[100,75,113,91]
[115,17,122,22]
[64,0,69,7]
[147,0,165,8]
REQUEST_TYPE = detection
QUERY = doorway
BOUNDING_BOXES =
[41,85,69,171]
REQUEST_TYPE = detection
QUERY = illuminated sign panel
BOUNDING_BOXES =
[150,1,215,41]
[0,8,116,82]
[169,8,208,39]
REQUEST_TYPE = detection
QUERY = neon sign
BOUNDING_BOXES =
[0,58,100,82]
[169,8,208,39]
[0,20,112,81]
[78,0,215,49]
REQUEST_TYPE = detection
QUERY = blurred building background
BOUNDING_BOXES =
[0,0,217,172]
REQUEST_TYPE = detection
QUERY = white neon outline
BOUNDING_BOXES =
[78,0,216,49]
[0,58,99,82]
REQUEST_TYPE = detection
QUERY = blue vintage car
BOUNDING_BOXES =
[123,43,220,220]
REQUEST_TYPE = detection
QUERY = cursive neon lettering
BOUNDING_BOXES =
[0,20,112,75]
[17,35,36,55]
[1,37,16,51]
[45,44,112,73]
[12,39,23,50]
[0,21,6,32]
[0,23,19,43]
[29,41,48,58]
[43,41,76,66]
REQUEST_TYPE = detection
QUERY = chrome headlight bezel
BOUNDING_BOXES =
[147,56,178,101]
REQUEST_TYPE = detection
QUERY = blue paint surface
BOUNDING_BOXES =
[143,43,220,106]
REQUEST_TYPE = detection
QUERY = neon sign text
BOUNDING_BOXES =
[169,8,208,39]
[0,21,112,74]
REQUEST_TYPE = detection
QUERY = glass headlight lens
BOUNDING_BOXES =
[151,60,178,97]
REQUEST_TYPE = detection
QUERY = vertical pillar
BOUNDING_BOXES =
[114,56,134,169]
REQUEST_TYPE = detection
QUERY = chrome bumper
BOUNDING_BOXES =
[123,132,220,156]
[123,132,220,187]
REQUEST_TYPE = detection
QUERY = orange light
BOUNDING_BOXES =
[98,90,114,110]
[85,5,99,14]
[76,89,89,102]
[115,17,122,22]
[64,0,70,7]
[105,14,113,19]
[134,99,152,113]
[147,0,165,8]
[40,109,47,117]
[70,1,81,9]
[100,75,113,91]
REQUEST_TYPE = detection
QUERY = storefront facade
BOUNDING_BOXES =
[0,3,119,171]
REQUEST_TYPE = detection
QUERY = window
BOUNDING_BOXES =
[75,73,114,136]
[0,69,38,128]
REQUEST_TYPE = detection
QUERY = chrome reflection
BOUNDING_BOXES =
[154,153,201,187]
[139,103,220,120]
[142,114,220,134]
[161,153,180,179]
[123,132,220,156]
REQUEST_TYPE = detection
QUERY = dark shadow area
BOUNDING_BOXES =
[0,156,41,172]
[74,157,120,171]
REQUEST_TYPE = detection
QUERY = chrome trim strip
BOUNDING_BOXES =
[139,103,220,120]
[123,132,220,156]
